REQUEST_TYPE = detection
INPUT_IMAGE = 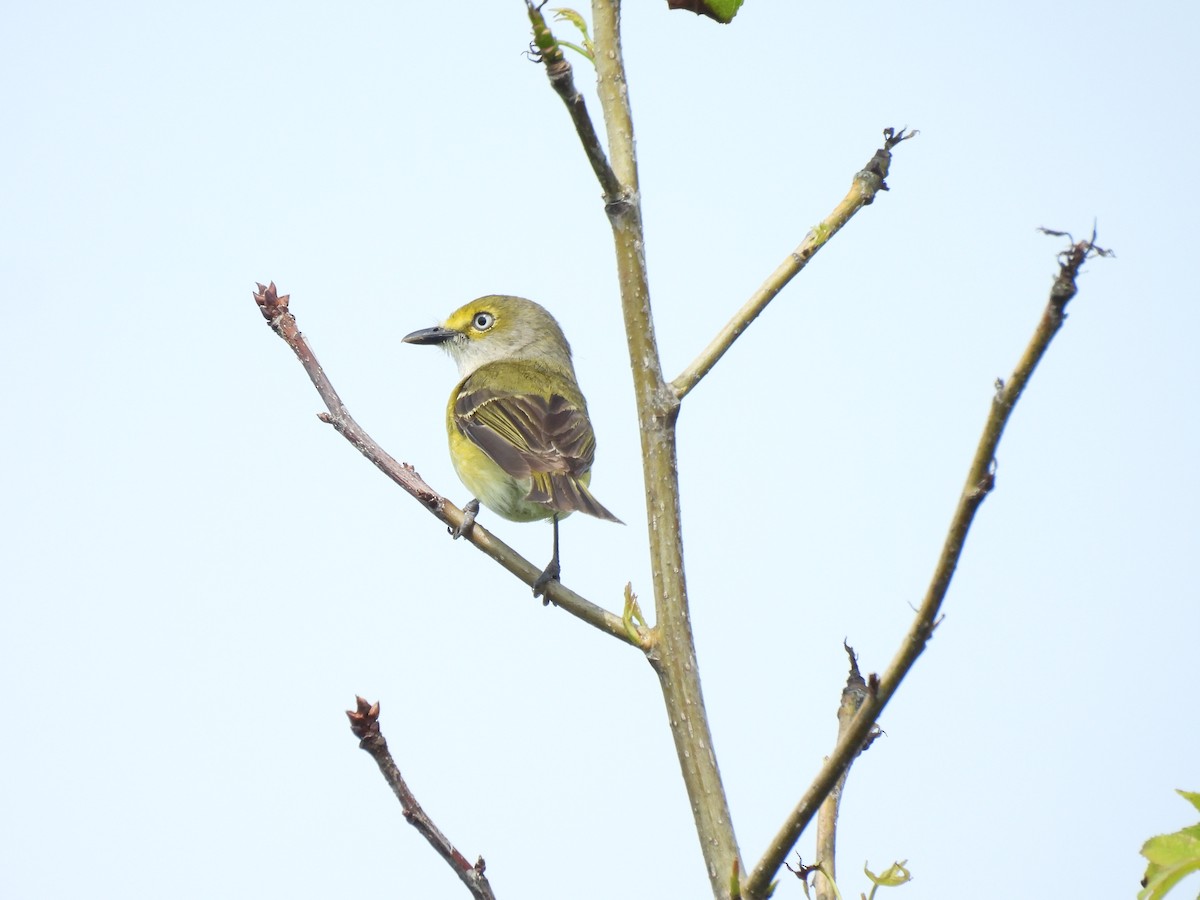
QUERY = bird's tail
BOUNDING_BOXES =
[529,473,623,524]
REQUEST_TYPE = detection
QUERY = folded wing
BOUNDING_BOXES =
[454,384,621,523]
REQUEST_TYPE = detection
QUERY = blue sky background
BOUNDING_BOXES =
[3,2,1198,898]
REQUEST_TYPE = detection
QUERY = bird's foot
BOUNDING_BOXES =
[450,499,480,540]
[532,558,561,604]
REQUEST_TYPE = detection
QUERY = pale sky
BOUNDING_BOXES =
[3,2,1198,898]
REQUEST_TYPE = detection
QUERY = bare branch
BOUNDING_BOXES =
[742,234,1111,899]
[251,282,639,646]
[347,698,498,900]
[671,128,917,401]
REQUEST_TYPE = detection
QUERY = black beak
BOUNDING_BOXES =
[402,325,457,346]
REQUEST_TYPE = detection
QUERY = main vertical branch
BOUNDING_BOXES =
[591,1,743,895]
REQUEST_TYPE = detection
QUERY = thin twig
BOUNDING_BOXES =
[252,282,638,645]
[742,234,1112,900]
[671,128,917,401]
[526,1,622,204]
[347,698,498,900]
[812,643,878,900]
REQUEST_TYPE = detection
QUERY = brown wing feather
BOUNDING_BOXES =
[454,386,620,522]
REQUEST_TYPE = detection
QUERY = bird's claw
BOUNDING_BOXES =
[450,499,480,540]
[533,559,561,604]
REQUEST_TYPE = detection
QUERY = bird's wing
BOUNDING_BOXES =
[454,385,596,480]
[453,370,621,523]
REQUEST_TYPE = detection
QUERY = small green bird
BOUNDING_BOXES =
[403,295,621,595]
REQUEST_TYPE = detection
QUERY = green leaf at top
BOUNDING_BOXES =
[1178,790,1200,815]
[1138,791,1200,900]
[666,0,745,25]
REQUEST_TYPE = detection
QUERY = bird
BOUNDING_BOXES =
[403,295,621,596]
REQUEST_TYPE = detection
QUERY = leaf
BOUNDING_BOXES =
[864,860,911,888]
[549,7,594,60]
[1138,791,1200,900]
[665,0,745,25]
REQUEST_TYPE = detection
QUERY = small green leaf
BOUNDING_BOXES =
[549,8,594,60]
[1138,791,1200,900]
[1137,856,1200,900]
[1143,829,1200,867]
[665,0,745,25]
[864,860,912,888]
[550,8,587,33]
[1178,790,1200,815]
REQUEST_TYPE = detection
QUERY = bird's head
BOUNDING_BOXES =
[403,295,575,378]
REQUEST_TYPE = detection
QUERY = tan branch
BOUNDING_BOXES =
[347,698,498,900]
[742,234,1112,900]
[671,128,916,401]
[251,282,638,646]
[524,1,745,893]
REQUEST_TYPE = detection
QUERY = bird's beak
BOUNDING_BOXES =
[402,325,457,346]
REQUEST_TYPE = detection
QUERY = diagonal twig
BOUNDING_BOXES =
[252,282,640,646]
[671,128,917,401]
[348,698,498,900]
[742,233,1113,900]
[526,1,622,204]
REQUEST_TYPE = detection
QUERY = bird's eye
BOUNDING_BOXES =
[472,312,495,331]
